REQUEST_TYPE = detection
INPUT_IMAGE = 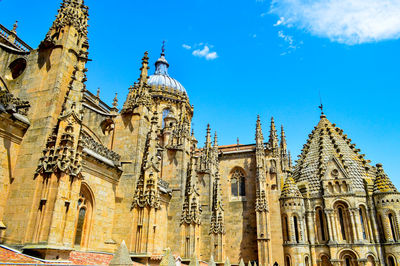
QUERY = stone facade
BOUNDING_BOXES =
[0,1,399,266]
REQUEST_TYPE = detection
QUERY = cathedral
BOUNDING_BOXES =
[0,1,399,265]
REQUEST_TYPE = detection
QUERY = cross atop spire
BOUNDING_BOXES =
[161,40,166,56]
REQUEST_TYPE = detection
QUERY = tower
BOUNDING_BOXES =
[3,0,91,259]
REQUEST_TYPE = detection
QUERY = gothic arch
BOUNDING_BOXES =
[73,182,95,249]
[229,167,246,198]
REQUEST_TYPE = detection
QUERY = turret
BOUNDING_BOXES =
[280,173,307,265]
[373,164,400,244]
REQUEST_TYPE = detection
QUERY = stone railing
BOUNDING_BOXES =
[0,24,32,52]
[81,132,121,166]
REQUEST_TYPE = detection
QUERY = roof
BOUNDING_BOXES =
[0,245,144,265]
[281,175,303,198]
[374,163,398,194]
[148,52,187,96]
[293,114,373,195]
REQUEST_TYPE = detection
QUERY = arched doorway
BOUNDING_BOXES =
[74,183,94,249]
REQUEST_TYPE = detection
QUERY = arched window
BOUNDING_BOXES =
[335,202,353,242]
[321,255,331,266]
[162,108,172,128]
[285,256,291,266]
[293,216,300,243]
[388,256,396,266]
[315,207,328,243]
[338,207,346,240]
[388,213,398,241]
[282,216,289,242]
[366,255,376,266]
[230,169,245,197]
[305,256,310,266]
[378,214,386,242]
[74,184,93,248]
[359,206,369,240]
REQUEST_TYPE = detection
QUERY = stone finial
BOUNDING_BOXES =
[205,124,212,149]
[208,255,216,266]
[138,51,150,86]
[96,88,100,98]
[239,259,245,266]
[112,93,118,108]
[268,117,279,150]
[11,21,18,34]
[224,257,231,266]
[159,248,176,266]
[189,253,199,266]
[213,131,218,147]
[109,240,133,266]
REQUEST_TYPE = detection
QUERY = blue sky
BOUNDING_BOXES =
[2,0,400,187]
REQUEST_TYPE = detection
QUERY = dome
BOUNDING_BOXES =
[147,49,187,96]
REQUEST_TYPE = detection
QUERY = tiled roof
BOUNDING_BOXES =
[293,114,373,195]
[281,176,302,198]
[374,163,398,194]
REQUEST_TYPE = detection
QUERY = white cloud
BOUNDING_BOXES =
[182,44,191,50]
[270,0,400,45]
[192,45,218,60]
[278,30,301,55]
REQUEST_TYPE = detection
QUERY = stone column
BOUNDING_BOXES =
[325,209,334,243]
[349,209,358,243]
[306,210,315,244]
[350,208,363,242]
[332,211,339,242]
[365,209,374,242]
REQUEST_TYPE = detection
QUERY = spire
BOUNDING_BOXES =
[374,163,398,194]
[109,240,133,266]
[268,117,279,151]
[205,124,212,149]
[43,0,89,46]
[255,115,264,149]
[213,131,218,147]
[138,51,150,86]
[160,248,176,266]
[280,125,287,153]
[155,41,170,76]
[293,114,373,195]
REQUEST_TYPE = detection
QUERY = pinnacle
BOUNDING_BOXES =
[374,163,398,194]
[109,240,133,266]
[281,174,302,198]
